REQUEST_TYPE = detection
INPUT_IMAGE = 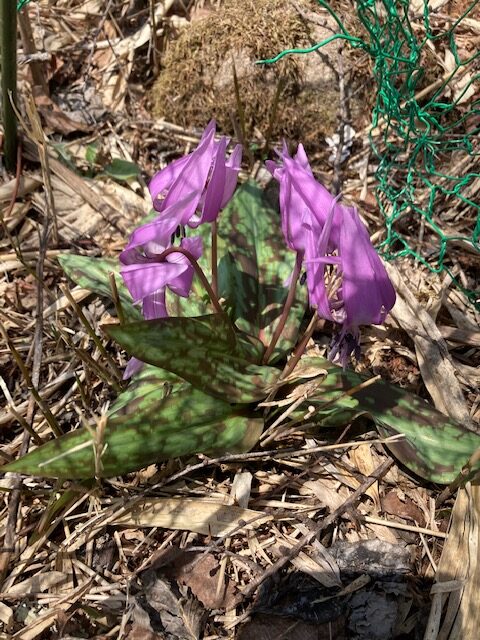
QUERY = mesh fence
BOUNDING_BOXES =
[261,0,480,307]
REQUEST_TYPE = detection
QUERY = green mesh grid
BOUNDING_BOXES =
[260,0,480,308]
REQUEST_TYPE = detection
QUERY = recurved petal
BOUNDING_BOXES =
[265,159,281,179]
[221,143,242,208]
[161,122,217,223]
[278,167,317,253]
[194,136,228,225]
[340,207,396,326]
[201,119,217,139]
[121,261,186,303]
[149,121,218,213]
[149,154,191,212]
[284,156,342,248]
[278,170,298,251]
[293,143,314,174]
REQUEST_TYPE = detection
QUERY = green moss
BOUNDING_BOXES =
[151,0,350,144]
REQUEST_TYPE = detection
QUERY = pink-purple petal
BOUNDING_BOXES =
[179,236,203,261]
[120,215,176,265]
[142,288,168,320]
[194,136,228,226]
[293,143,313,174]
[221,144,242,208]
[269,142,396,369]
[283,156,341,248]
[149,154,191,212]
[161,124,216,220]
[121,261,187,303]
[123,357,144,380]
[340,207,396,327]
[305,230,332,320]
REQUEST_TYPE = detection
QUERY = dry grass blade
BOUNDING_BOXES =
[426,483,480,639]
[386,263,474,429]
[112,498,273,537]
[238,458,394,602]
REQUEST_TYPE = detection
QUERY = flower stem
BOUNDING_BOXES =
[211,220,218,298]
[0,0,18,171]
[262,255,302,364]
[281,310,319,380]
[154,246,224,315]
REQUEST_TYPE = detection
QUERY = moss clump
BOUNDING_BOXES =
[151,0,354,146]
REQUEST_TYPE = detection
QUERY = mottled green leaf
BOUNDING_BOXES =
[3,368,263,479]
[217,181,307,362]
[104,314,279,403]
[58,254,142,322]
[290,357,480,484]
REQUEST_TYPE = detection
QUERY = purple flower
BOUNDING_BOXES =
[120,121,241,267]
[149,119,242,223]
[121,236,202,319]
[119,121,241,378]
[339,206,396,327]
[120,236,202,378]
[305,203,396,365]
[119,196,194,266]
[268,143,396,366]
[266,143,343,253]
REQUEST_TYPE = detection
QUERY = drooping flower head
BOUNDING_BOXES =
[266,143,343,254]
[121,120,242,262]
[121,236,203,320]
[150,120,242,225]
[119,121,241,378]
[268,143,396,366]
[120,236,203,378]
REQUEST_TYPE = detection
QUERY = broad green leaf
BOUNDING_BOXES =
[85,144,98,166]
[104,314,279,403]
[4,368,263,479]
[289,357,480,484]
[58,254,142,322]
[103,158,141,181]
[216,181,307,362]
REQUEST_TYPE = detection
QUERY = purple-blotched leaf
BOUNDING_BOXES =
[3,366,263,479]
[58,254,142,322]
[104,314,279,403]
[288,357,480,484]
[217,181,307,362]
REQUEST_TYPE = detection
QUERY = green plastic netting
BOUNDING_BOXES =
[261,0,480,308]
